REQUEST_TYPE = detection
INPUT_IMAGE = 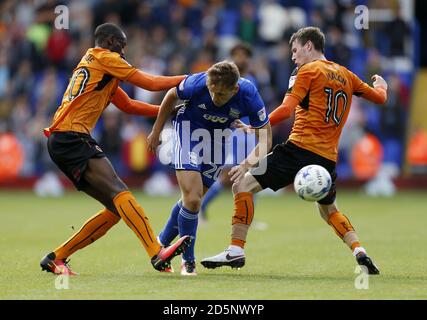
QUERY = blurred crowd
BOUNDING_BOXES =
[0,0,415,181]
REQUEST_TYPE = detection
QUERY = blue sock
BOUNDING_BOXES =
[200,180,224,217]
[178,205,199,262]
[159,200,181,246]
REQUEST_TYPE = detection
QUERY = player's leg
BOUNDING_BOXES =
[174,170,206,275]
[230,172,263,247]
[200,172,262,269]
[201,143,296,269]
[199,167,230,220]
[314,153,380,275]
[42,132,189,273]
[41,133,122,275]
[158,199,183,246]
[83,157,191,270]
[50,184,121,262]
[317,200,380,274]
[157,182,214,248]
[40,206,120,276]
[83,157,159,255]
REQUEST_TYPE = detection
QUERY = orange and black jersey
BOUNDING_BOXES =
[46,48,185,136]
[271,60,386,162]
[48,48,138,134]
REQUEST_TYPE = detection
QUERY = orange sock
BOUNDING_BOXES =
[113,191,160,258]
[231,192,254,249]
[351,242,361,250]
[328,211,361,250]
[54,209,120,260]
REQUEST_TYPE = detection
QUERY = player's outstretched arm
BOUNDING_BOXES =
[128,70,186,91]
[353,73,388,104]
[111,87,159,116]
[147,88,179,153]
[268,95,300,126]
[232,94,299,132]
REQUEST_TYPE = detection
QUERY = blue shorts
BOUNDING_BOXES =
[171,118,227,188]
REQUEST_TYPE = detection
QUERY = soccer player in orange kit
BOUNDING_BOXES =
[40,23,190,275]
[202,27,387,275]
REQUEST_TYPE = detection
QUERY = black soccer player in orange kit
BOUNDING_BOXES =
[202,27,387,274]
[40,23,191,275]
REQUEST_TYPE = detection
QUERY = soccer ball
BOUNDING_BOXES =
[294,165,332,202]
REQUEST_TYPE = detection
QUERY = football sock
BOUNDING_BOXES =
[158,200,182,246]
[231,192,254,249]
[54,209,120,260]
[228,244,244,254]
[113,190,160,258]
[328,211,361,250]
[200,180,224,217]
[178,205,198,262]
[352,246,366,256]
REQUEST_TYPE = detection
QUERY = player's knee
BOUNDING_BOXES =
[107,206,121,218]
[182,193,202,212]
[317,202,338,222]
[109,176,128,197]
[316,203,329,222]
[232,180,242,194]
[231,174,254,195]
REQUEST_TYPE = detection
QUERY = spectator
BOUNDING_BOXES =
[258,0,288,46]
[0,0,414,180]
[386,11,410,57]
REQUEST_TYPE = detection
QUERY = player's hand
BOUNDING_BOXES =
[372,74,388,90]
[231,119,254,134]
[229,164,249,184]
[147,131,161,154]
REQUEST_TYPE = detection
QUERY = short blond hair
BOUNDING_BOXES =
[206,61,240,88]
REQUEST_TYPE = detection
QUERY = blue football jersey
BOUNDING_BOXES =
[176,72,269,131]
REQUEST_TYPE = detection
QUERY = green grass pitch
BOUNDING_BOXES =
[1,189,426,299]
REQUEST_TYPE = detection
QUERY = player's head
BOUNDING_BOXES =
[289,27,325,67]
[206,61,240,107]
[230,42,253,75]
[94,23,127,57]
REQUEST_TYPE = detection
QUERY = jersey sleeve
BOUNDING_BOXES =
[99,51,138,81]
[176,73,203,100]
[350,71,375,96]
[285,65,313,102]
[244,83,269,128]
[349,70,387,104]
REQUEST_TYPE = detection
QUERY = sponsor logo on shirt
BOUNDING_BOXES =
[197,103,207,109]
[203,114,228,123]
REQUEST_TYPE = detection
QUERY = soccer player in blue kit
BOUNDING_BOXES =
[200,43,259,223]
[147,61,272,275]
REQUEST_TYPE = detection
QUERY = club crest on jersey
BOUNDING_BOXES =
[229,108,240,119]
